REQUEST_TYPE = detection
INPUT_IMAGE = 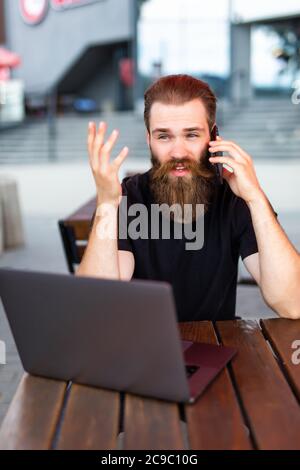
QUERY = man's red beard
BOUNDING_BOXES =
[149,148,216,221]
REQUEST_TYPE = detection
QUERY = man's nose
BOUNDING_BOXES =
[171,138,188,159]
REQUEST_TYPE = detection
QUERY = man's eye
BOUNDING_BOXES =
[158,135,169,140]
[157,134,199,140]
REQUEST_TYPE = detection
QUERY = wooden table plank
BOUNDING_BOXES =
[0,374,66,450]
[217,320,300,450]
[261,318,300,401]
[123,393,185,450]
[179,322,252,450]
[56,384,120,450]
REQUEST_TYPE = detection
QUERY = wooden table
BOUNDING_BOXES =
[0,319,299,450]
[63,196,96,241]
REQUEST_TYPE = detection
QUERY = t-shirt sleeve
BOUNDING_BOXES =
[117,212,133,252]
[233,196,277,260]
[117,177,134,253]
[239,213,258,260]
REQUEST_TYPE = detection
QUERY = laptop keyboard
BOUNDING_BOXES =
[185,365,199,378]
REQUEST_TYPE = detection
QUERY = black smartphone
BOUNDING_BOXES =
[209,124,223,185]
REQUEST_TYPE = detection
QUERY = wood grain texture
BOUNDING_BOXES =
[217,320,300,450]
[179,322,252,450]
[56,384,120,450]
[0,374,66,450]
[123,393,185,450]
[261,318,300,401]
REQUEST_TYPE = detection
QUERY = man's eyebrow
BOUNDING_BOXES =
[152,127,205,134]
[183,127,205,132]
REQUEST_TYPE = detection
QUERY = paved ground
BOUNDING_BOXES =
[0,111,299,427]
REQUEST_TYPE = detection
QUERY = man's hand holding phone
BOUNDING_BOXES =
[208,136,264,205]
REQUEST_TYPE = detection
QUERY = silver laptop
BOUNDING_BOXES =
[0,268,236,403]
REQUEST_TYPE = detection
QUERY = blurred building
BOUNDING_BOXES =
[0,0,5,45]
[0,0,137,112]
[230,2,300,103]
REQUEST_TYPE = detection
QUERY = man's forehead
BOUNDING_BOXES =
[149,99,208,130]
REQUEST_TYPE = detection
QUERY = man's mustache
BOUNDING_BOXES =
[150,155,215,180]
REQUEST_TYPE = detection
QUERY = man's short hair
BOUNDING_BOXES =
[144,74,217,133]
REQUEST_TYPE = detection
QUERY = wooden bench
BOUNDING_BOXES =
[58,196,96,273]
[1,319,299,450]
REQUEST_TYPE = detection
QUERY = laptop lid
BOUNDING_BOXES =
[0,268,191,403]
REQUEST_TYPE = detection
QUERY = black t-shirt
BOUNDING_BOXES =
[117,170,259,322]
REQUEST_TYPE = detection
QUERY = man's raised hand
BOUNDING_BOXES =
[87,121,129,205]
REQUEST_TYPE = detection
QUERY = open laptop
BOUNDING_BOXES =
[0,268,236,403]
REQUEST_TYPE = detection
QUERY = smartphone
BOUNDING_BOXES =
[210,124,223,185]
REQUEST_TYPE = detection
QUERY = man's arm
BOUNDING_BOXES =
[76,121,134,281]
[209,136,300,320]
[243,253,260,284]
[243,194,300,318]
[76,203,135,280]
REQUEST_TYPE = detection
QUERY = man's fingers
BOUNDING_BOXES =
[93,121,107,159]
[113,146,129,168]
[210,140,251,162]
[209,156,239,172]
[209,144,246,163]
[100,129,119,162]
[87,121,96,156]
[88,121,127,174]
[222,165,234,181]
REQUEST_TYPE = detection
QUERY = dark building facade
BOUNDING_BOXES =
[2,0,137,111]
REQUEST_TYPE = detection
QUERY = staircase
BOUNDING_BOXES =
[0,97,299,164]
[220,97,300,161]
[0,112,148,164]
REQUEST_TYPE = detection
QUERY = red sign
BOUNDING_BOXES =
[50,0,101,10]
[20,0,102,25]
[119,58,135,88]
[19,0,48,25]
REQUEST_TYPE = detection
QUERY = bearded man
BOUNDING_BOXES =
[77,74,300,321]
